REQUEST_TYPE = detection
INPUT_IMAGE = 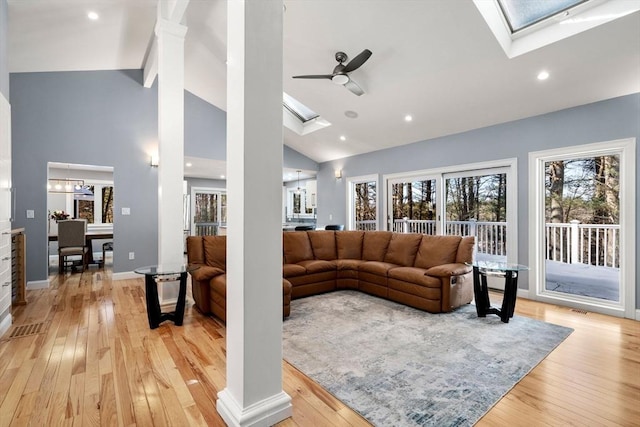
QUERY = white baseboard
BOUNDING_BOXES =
[27,279,50,290]
[217,389,292,427]
[112,271,138,281]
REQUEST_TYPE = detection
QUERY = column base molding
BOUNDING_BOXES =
[217,388,292,427]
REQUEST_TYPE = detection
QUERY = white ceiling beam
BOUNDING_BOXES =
[142,0,190,88]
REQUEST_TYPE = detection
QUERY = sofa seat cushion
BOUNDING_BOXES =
[297,259,336,274]
[283,263,307,278]
[388,267,442,288]
[336,259,365,271]
[359,261,398,276]
[191,265,225,282]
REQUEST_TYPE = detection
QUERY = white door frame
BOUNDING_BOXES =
[346,174,379,230]
[528,138,636,319]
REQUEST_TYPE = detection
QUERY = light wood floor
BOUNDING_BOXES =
[0,269,638,426]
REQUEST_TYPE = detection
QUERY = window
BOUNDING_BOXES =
[287,188,314,219]
[347,175,379,231]
[283,92,319,123]
[74,184,114,224]
[387,177,437,234]
[498,0,588,33]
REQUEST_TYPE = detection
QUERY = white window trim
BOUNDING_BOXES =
[190,186,227,235]
[528,138,636,319]
[346,174,380,231]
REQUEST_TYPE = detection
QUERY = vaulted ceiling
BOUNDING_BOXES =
[8,0,640,164]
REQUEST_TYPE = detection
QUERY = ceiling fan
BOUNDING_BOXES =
[292,49,372,96]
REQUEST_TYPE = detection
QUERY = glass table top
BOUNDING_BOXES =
[134,264,198,276]
[469,260,529,272]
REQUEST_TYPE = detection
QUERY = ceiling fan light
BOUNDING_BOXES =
[332,74,349,85]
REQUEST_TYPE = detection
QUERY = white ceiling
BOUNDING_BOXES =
[8,0,640,167]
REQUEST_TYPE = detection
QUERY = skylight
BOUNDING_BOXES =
[283,92,319,123]
[473,0,639,58]
[282,92,330,136]
[498,0,588,33]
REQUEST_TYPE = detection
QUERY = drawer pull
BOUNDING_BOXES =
[2,282,10,287]
[1,257,9,261]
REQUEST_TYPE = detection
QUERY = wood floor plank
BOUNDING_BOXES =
[0,270,638,426]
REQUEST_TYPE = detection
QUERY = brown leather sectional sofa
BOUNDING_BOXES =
[186,230,475,323]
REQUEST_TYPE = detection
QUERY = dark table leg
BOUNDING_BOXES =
[173,272,188,326]
[144,272,188,329]
[500,270,519,323]
[144,274,161,329]
[473,266,491,317]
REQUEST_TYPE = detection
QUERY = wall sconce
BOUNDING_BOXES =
[334,169,342,179]
[150,154,159,167]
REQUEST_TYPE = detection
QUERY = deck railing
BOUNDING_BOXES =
[384,218,619,268]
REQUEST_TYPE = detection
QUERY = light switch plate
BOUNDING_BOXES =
[121,207,131,215]
[26,210,34,218]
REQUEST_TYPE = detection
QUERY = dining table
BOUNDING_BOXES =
[49,229,113,265]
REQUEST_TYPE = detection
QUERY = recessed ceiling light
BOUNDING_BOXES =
[344,110,358,119]
[404,115,413,122]
[339,135,346,141]
[185,162,192,167]
[220,175,225,179]
[537,70,550,80]
[87,11,99,20]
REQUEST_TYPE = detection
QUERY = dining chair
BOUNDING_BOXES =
[58,219,89,273]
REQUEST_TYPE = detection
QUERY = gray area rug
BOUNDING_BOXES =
[282,291,573,427]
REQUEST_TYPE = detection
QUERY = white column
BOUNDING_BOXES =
[217,1,292,426]
[156,18,187,303]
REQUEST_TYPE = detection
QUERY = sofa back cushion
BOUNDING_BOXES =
[456,236,475,263]
[414,235,462,269]
[384,233,423,266]
[187,236,205,265]
[308,231,337,260]
[362,231,393,261]
[336,231,364,259]
[203,235,227,270]
[283,231,314,264]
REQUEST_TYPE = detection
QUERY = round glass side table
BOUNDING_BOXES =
[470,261,529,323]
[134,264,199,329]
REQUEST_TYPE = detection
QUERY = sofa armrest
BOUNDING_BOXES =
[425,263,472,278]
[190,264,225,282]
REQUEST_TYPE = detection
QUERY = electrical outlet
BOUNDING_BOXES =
[129,252,135,260]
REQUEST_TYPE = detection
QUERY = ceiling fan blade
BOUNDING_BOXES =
[342,49,372,73]
[292,74,333,79]
[344,79,364,96]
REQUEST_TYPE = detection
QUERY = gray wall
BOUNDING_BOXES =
[0,0,8,99]
[11,69,318,283]
[317,93,640,307]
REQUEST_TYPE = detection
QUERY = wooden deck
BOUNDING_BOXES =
[0,269,638,426]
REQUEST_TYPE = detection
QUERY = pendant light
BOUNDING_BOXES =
[295,170,301,194]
